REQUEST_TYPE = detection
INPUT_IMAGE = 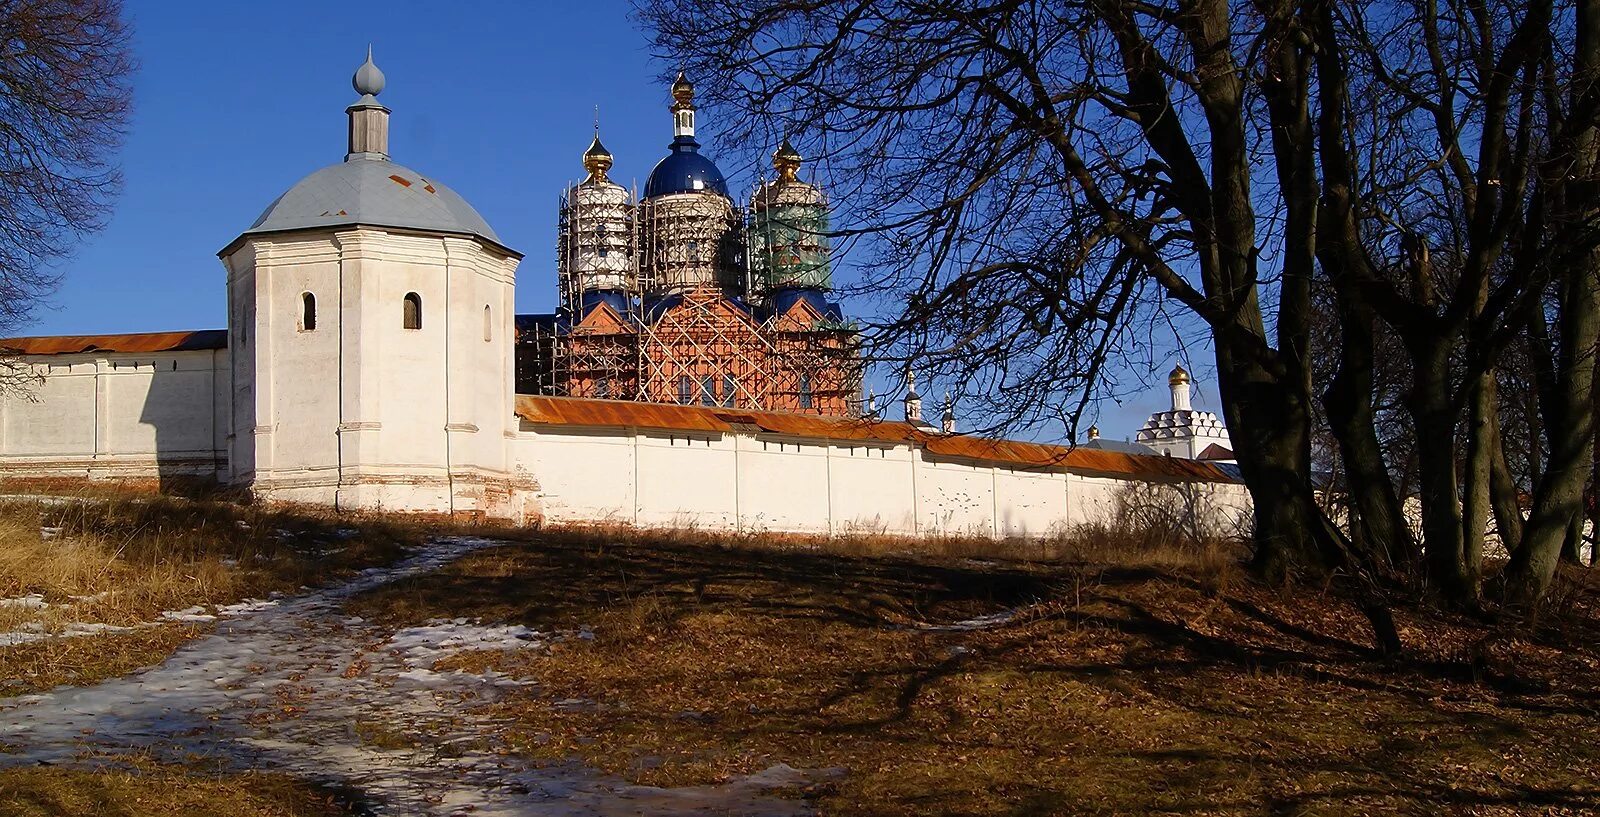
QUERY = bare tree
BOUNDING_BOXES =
[637,0,1596,613]
[0,0,133,388]
[639,0,1364,583]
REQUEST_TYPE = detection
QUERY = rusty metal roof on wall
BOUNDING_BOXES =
[515,395,1238,483]
[0,330,228,356]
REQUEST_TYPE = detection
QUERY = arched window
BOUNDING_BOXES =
[300,292,316,331]
[483,305,493,342]
[403,292,422,330]
[721,374,737,407]
[677,375,693,404]
[798,373,814,410]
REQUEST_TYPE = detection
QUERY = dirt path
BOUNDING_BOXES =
[0,537,820,816]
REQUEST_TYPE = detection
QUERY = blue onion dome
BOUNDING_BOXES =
[644,72,729,199]
[645,145,729,198]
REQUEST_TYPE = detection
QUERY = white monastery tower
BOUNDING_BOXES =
[1134,365,1232,460]
[560,133,634,304]
[217,51,533,519]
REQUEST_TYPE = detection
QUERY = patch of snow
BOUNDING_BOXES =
[0,594,47,610]
[383,620,544,689]
[0,536,830,815]
[160,606,216,623]
[386,620,543,667]
[0,494,84,507]
[0,621,141,647]
[61,622,138,636]
[916,609,1018,632]
[216,598,278,617]
[1,596,279,647]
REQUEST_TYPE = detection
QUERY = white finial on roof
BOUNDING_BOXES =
[671,71,696,138]
[347,46,390,161]
[354,44,385,97]
[903,371,923,424]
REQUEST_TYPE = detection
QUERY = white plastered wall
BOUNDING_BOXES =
[509,422,1251,538]
[223,226,531,520]
[0,350,231,483]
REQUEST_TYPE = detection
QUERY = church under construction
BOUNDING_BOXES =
[516,74,860,416]
[0,52,1245,534]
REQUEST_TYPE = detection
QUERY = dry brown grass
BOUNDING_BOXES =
[0,756,357,816]
[0,492,423,697]
[0,624,199,694]
[529,517,1245,578]
[351,526,1600,816]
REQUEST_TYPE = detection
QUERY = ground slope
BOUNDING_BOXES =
[350,528,1600,816]
[0,533,829,815]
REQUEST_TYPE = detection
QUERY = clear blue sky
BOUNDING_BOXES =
[27,0,1194,440]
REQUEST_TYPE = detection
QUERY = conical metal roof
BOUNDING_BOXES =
[243,160,503,246]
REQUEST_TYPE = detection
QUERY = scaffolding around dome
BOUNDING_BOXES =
[554,183,748,312]
[529,178,860,415]
[524,73,862,417]
[519,270,859,416]
[749,141,831,293]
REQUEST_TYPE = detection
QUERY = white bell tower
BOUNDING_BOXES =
[1134,365,1232,459]
[219,49,533,521]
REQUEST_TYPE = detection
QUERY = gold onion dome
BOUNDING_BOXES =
[1169,365,1190,385]
[582,133,613,181]
[773,138,803,183]
[671,71,694,106]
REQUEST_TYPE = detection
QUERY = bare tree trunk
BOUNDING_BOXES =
[1462,370,1494,595]
[1562,511,1586,564]
[1507,0,1600,606]
[1507,262,1600,606]
[1323,296,1414,572]
[1409,341,1473,603]
[1488,414,1526,554]
[1306,2,1412,580]
[1216,342,1338,579]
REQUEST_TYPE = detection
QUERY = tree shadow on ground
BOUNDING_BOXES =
[349,526,1600,816]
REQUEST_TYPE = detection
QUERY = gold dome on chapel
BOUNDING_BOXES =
[1169,365,1190,386]
[671,71,694,106]
[773,138,803,182]
[582,133,613,181]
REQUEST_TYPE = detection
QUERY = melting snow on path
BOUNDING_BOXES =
[0,537,824,815]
